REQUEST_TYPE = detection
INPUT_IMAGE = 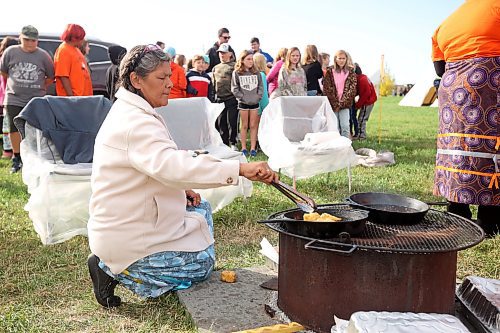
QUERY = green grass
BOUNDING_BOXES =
[0,96,498,332]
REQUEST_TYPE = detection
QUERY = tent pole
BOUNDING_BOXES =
[378,54,384,145]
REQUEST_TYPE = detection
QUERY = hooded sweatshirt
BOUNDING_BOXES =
[355,73,377,109]
[231,69,263,105]
[106,45,127,101]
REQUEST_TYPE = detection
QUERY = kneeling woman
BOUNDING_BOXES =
[87,44,277,308]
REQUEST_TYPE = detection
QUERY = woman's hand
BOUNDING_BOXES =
[239,162,279,184]
[185,190,201,207]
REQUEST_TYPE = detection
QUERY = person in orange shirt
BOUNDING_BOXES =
[164,46,186,99]
[431,0,500,237]
[54,24,93,96]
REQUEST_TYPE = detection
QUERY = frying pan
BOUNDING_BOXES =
[346,192,429,225]
[259,207,369,239]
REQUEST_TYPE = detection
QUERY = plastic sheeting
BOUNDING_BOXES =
[156,97,252,212]
[258,96,357,179]
[16,95,112,244]
[332,312,471,332]
[355,148,396,167]
[20,123,92,245]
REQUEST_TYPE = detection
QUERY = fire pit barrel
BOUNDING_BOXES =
[279,234,457,332]
[263,204,484,333]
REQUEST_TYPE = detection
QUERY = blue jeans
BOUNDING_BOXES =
[337,108,350,138]
[307,90,318,96]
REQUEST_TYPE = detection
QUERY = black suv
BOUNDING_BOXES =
[0,33,116,96]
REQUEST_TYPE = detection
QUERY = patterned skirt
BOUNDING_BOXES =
[99,200,215,298]
[433,56,499,206]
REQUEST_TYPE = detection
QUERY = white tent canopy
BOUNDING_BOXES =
[399,76,439,107]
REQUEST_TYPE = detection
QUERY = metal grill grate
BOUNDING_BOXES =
[265,204,484,253]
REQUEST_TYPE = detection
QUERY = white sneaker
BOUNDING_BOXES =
[230,145,238,151]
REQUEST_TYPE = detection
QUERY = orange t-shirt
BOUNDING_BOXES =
[431,0,500,62]
[54,42,93,96]
[168,62,187,99]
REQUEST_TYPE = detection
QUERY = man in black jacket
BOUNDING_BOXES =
[206,28,236,72]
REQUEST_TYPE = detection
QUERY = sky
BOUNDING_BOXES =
[2,0,463,84]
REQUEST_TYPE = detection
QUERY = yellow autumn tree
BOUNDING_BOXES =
[379,68,395,97]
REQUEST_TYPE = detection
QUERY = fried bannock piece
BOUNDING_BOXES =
[220,270,237,283]
[303,212,342,222]
[303,212,320,221]
[316,213,342,222]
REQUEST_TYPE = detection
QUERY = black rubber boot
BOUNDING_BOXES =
[87,254,121,308]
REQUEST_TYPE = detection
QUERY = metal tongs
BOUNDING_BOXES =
[271,181,317,213]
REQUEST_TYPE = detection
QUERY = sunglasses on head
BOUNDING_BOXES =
[131,44,166,71]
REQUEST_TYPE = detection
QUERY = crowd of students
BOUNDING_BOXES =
[154,29,378,158]
[1,24,378,174]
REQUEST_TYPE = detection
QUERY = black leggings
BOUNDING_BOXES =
[215,97,238,146]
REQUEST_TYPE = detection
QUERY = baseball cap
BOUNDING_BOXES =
[202,55,210,64]
[21,25,39,40]
[217,43,230,53]
[164,46,176,58]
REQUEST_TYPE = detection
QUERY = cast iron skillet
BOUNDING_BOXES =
[259,208,369,239]
[346,192,429,225]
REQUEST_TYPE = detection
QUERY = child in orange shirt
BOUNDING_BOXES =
[164,47,187,99]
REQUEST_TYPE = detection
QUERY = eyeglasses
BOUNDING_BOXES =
[221,36,231,40]
[131,44,166,71]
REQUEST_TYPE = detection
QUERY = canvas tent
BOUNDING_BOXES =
[399,77,438,107]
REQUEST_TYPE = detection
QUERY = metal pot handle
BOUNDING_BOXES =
[425,201,449,207]
[344,198,365,209]
[304,239,358,255]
